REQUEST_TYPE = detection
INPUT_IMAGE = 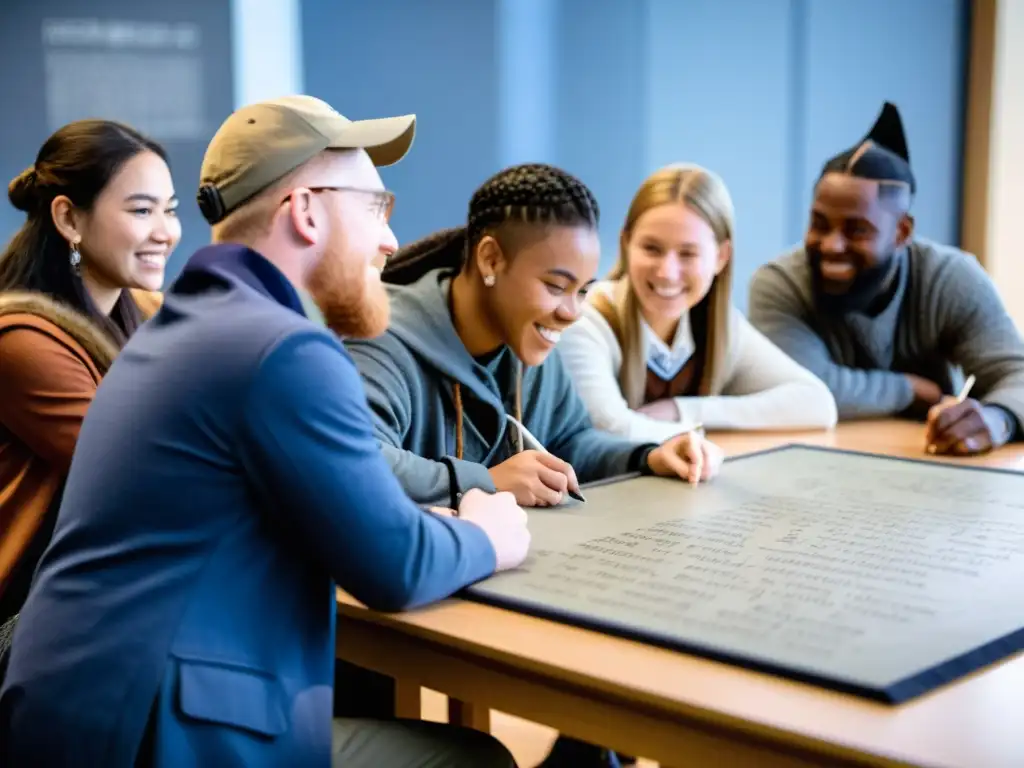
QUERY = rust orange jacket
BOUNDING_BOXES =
[0,289,161,612]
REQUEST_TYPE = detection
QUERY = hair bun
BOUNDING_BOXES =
[8,166,39,212]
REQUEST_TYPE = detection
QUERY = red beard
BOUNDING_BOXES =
[307,253,390,339]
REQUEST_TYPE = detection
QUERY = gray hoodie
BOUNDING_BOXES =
[345,269,653,507]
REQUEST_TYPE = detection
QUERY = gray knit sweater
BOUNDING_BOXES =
[747,239,1024,425]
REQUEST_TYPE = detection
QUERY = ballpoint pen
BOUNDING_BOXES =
[957,374,976,403]
[927,375,975,454]
[505,414,587,502]
[690,422,704,485]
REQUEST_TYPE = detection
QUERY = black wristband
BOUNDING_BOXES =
[632,445,657,475]
[439,457,463,513]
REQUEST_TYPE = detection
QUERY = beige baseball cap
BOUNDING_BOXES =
[197,94,415,224]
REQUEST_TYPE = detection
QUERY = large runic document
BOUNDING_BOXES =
[464,445,1024,703]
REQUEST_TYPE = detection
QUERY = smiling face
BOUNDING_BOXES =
[805,172,913,311]
[624,202,729,334]
[76,150,180,292]
[482,224,601,366]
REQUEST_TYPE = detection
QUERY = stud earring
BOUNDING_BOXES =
[69,239,81,274]
[483,275,496,287]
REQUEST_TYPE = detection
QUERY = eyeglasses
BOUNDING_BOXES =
[309,186,393,222]
[284,186,395,222]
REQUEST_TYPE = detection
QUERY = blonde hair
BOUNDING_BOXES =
[211,192,277,244]
[210,149,350,245]
[599,163,735,408]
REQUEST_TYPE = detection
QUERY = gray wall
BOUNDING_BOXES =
[302,0,501,260]
[0,0,234,279]
[0,0,967,307]
[303,0,967,311]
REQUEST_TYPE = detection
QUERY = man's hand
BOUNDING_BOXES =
[488,450,582,507]
[926,397,1010,456]
[636,398,680,422]
[646,430,724,485]
[456,488,531,572]
[905,373,943,416]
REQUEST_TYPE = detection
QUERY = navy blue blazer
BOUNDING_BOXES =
[0,246,497,767]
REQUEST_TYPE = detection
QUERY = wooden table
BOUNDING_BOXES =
[336,421,1024,767]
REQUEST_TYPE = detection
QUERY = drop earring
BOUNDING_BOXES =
[483,275,496,287]
[69,239,81,274]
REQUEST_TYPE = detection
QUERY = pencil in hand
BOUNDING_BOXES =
[926,374,975,454]
[506,414,587,502]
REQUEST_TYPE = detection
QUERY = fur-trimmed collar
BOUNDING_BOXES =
[0,292,119,374]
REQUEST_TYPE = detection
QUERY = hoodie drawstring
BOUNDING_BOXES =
[453,362,523,461]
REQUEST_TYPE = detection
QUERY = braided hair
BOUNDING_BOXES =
[382,163,600,285]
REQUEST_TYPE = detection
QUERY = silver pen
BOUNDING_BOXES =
[926,375,976,454]
[505,414,587,502]
[689,422,704,484]
[957,374,976,403]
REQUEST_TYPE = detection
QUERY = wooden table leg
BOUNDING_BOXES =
[448,697,491,732]
[394,678,422,719]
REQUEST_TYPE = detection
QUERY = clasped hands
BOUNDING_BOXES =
[486,430,724,508]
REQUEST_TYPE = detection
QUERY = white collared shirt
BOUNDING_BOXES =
[556,281,838,442]
[643,311,696,381]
